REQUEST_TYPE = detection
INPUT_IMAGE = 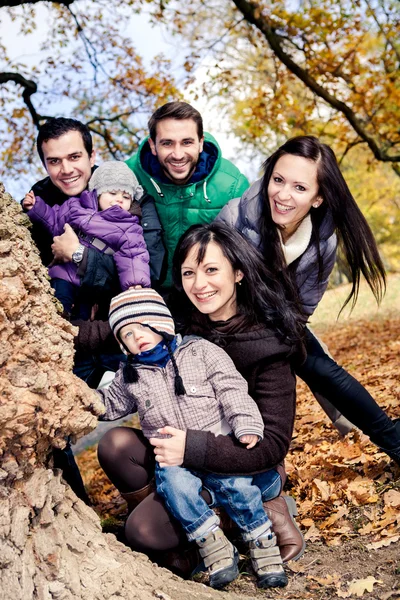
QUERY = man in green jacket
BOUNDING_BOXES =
[126,101,249,289]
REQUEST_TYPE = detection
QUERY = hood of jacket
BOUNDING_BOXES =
[134,132,222,188]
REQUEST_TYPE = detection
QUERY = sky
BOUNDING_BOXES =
[0,3,260,198]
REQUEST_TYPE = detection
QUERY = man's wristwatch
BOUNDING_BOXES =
[72,243,85,264]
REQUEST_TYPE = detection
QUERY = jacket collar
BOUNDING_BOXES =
[138,132,222,188]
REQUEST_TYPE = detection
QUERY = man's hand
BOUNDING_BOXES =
[51,223,80,263]
[22,191,35,210]
[149,427,186,467]
[239,434,259,449]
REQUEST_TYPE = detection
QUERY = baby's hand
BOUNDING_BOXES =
[239,434,259,449]
[129,285,143,290]
[23,190,35,210]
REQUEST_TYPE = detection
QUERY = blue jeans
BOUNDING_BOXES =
[73,351,126,389]
[51,278,92,319]
[156,465,280,542]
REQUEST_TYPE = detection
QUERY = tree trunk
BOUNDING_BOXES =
[0,185,246,600]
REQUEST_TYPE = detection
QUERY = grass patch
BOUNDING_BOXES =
[309,272,400,332]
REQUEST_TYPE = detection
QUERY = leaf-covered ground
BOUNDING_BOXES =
[76,315,400,599]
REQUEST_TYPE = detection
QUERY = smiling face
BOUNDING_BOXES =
[268,154,322,241]
[98,190,132,212]
[148,118,204,185]
[181,241,243,321]
[42,130,95,197]
[119,323,163,355]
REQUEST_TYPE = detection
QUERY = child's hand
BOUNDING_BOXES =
[239,434,259,449]
[23,190,35,210]
[129,285,143,290]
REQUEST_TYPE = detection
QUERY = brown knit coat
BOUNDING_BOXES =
[183,320,297,476]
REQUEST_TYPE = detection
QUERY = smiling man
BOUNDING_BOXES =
[27,118,96,266]
[126,101,249,289]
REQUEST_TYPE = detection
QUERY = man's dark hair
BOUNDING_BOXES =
[148,101,203,142]
[37,117,93,164]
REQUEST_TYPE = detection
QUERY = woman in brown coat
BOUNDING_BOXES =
[97,222,306,575]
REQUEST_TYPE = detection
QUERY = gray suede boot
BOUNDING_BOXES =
[249,530,288,588]
[196,527,239,589]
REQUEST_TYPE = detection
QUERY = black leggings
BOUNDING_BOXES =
[297,329,400,452]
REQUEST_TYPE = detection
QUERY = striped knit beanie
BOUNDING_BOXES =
[109,288,186,396]
[109,288,175,346]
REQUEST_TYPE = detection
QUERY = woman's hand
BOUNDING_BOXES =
[149,427,186,467]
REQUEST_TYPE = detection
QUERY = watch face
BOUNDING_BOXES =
[72,250,84,262]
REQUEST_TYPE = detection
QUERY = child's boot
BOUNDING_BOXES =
[196,527,239,589]
[249,530,288,588]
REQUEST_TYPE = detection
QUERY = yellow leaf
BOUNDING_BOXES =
[313,478,332,501]
[320,506,349,529]
[383,490,400,508]
[348,576,383,596]
[366,535,400,550]
[337,576,383,597]
[304,524,321,541]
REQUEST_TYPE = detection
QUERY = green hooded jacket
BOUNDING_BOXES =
[126,132,249,288]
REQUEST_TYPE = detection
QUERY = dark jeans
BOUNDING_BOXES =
[297,329,400,453]
[73,351,126,389]
[53,439,91,505]
[51,278,92,320]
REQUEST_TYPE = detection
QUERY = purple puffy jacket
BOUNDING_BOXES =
[27,190,150,290]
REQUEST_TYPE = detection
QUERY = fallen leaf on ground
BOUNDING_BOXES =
[307,573,341,585]
[383,490,400,507]
[366,535,400,550]
[337,576,383,597]
[320,506,349,529]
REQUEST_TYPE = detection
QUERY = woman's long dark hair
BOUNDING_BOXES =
[260,135,386,312]
[172,222,306,347]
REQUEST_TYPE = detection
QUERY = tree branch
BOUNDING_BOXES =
[231,0,400,164]
[0,71,47,128]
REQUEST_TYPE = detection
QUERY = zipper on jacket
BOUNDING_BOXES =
[203,181,210,202]
[150,178,164,198]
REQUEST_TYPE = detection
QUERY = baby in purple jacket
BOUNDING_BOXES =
[23,161,150,318]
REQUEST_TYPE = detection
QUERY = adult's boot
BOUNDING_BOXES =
[263,495,305,562]
[121,480,154,514]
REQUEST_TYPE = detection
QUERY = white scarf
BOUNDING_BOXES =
[278,215,312,265]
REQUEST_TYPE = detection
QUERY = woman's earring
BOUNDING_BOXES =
[313,202,320,208]
[237,281,242,286]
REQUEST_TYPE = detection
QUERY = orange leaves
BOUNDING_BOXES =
[345,478,379,505]
[287,316,400,549]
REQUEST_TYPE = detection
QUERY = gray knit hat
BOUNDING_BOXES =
[89,161,144,201]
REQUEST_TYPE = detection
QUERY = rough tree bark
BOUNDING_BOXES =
[0,185,247,600]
